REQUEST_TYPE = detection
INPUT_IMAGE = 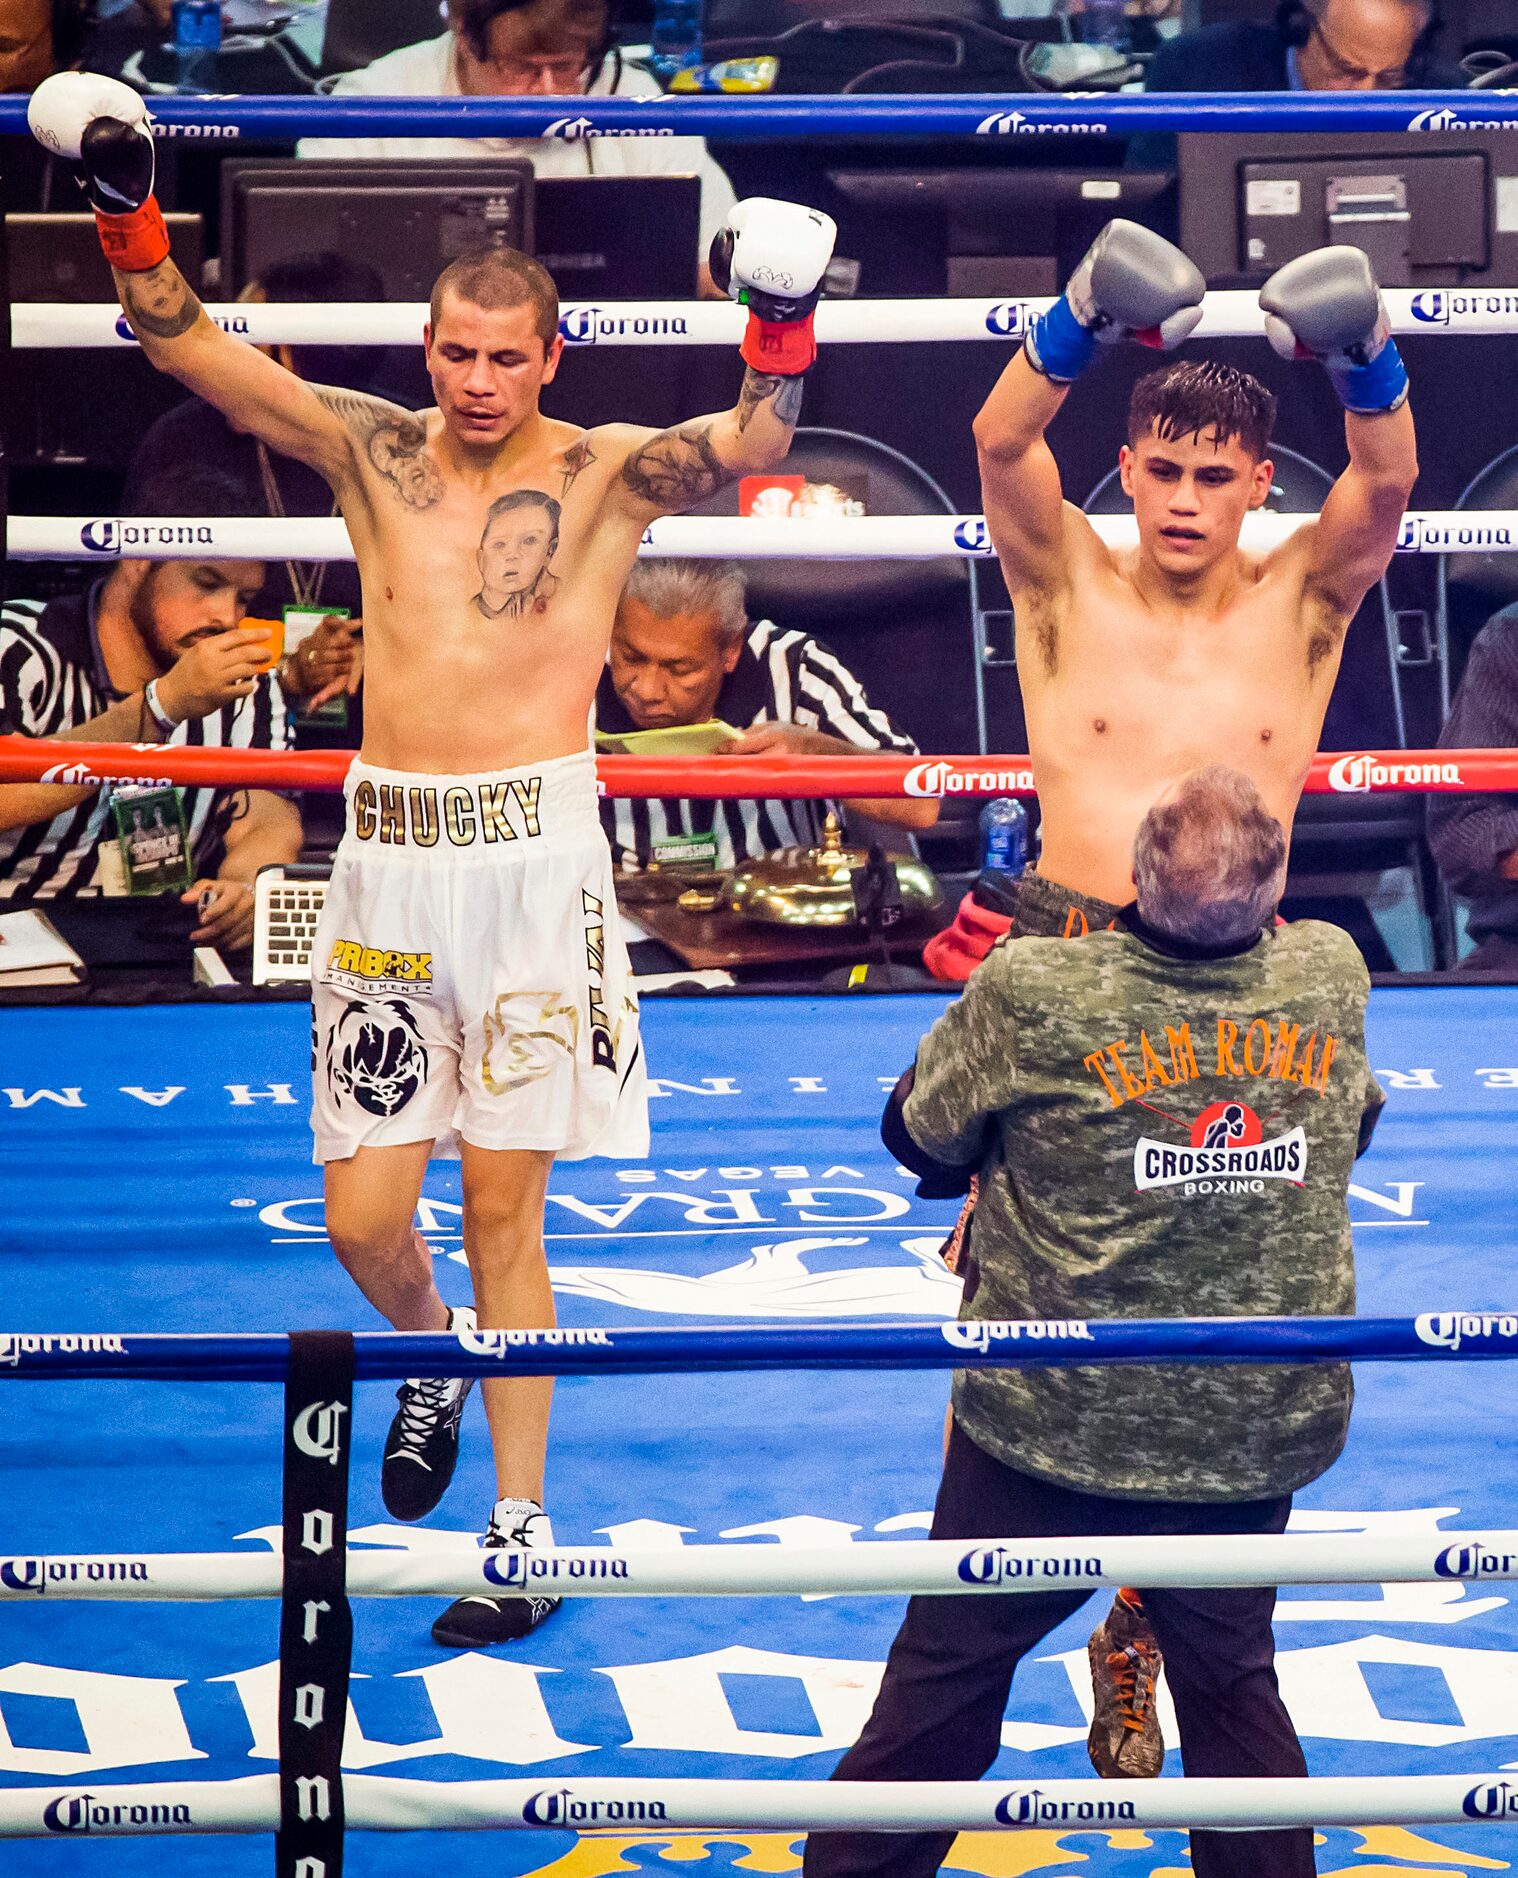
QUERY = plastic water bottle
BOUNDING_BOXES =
[979,798,1029,879]
[650,0,703,78]
[1078,0,1132,53]
[172,0,222,94]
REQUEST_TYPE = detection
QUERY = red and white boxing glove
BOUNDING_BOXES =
[709,197,837,377]
[28,71,168,273]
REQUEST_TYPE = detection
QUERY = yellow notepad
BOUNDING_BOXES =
[595,720,741,756]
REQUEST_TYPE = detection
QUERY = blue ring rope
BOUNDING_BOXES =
[0,93,1513,142]
[0,1313,1514,1380]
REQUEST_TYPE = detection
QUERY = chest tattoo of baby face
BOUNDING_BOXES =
[474,489,562,621]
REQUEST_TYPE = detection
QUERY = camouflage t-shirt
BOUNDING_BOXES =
[902,918,1384,1502]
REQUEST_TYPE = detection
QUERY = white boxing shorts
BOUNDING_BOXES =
[310,750,648,1164]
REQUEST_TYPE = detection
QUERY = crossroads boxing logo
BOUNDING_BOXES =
[559,307,691,345]
[1133,1100,1308,1195]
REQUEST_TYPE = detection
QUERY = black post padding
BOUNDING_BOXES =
[276,1330,356,1878]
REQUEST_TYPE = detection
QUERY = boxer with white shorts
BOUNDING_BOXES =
[33,66,836,1644]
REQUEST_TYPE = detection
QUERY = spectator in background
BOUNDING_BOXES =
[124,250,378,713]
[1,0,52,92]
[598,560,937,871]
[1130,0,1464,165]
[1427,604,1518,973]
[0,466,301,952]
[297,0,738,292]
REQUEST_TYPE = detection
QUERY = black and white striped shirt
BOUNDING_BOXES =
[596,619,916,871]
[0,587,290,899]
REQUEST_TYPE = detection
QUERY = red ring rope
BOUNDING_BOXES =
[0,738,1509,798]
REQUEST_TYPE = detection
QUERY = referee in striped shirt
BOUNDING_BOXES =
[598,561,937,871]
[0,466,302,951]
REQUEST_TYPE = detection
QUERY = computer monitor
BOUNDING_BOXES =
[7,213,205,300]
[1178,129,1518,288]
[220,160,703,302]
[827,167,1176,297]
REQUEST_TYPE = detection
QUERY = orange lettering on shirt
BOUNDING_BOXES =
[1216,1019,1241,1076]
[1063,907,1090,938]
[1084,1048,1122,1107]
[1270,1022,1300,1079]
[1138,1030,1172,1090]
[1295,1031,1319,1090]
[1106,1040,1146,1101]
[1165,1023,1199,1083]
[1243,1018,1272,1077]
[1315,1033,1339,1093]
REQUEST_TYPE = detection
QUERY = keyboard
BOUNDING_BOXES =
[253,868,330,986]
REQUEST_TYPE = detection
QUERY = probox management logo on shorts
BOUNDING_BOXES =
[957,1544,1105,1586]
[42,1793,194,1833]
[993,1788,1136,1826]
[976,108,1108,137]
[522,1788,670,1826]
[1414,1311,1518,1353]
[1462,1778,1518,1821]
[543,115,675,140]
[560,307,692,345]
[904,759,1035,797]
[1326,752,1464,792]
[1134,1101,1307,1194]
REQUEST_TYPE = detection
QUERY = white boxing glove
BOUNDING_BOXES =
[27,70,152,165]
[710,197,837,374]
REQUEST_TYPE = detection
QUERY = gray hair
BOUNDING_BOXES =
[1132,767,1287,946]
[623,559,749,647]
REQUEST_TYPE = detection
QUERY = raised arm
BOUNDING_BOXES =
[28,75,352,482]
[975,221,1207,596]
[1259,247,1419,619]
[606,198,835,523]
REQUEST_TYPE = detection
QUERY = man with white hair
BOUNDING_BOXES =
[804,767,1385,1878]
[599,558,936,871]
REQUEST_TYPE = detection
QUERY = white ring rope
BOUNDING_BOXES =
[2,1531,1514,1601]
[12,511,1518,563]
[1,1770,1512,1837]
[13,288,1518,350]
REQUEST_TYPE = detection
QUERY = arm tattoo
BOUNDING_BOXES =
[314,390,444,512]
[559,436,597,497]
[121,263,201,341]
[620,421,729,509]
[736,368,805,434]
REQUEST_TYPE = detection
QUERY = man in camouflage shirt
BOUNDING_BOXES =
[802,768,1384,1878]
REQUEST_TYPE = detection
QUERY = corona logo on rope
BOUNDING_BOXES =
[941,1319,1094,1351]
[292,1400,348,1467]
[993,1787,1137,1826]
[1409,290,1518,326]
[976,108,1108,136]
[543,115,674,139]
[560,308,692,346]
[456,1324,613,1356]
[38,760,98,786]
[522,1789,669,1826]
[1409,103,1518,132]
[1462,1778,1518,1820]
[0,1557,149,1592]
[1434,1539,1518,1579]
[952,517,994,553]
[1397,515,1515,553]
[1326,753,1463,793]
[42,1794,194,1833]
[983,303,1031,338]
[80,520,217,555]
[0,1332,125,1368]
[1414,1311,1518,1352]
[956,1545,1104,1586]
[903,760,1035,797]
[484,1552,631,1588]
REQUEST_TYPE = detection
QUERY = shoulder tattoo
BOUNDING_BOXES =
[315,390,444,511]
[620,421,729,509]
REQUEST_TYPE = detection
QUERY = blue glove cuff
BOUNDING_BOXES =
[1026,296,1098,384]
[1330,337,1409,415]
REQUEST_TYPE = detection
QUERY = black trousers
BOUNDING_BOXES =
[802,1422,1315,1878]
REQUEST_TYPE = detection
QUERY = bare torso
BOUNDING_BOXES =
[331,402,652,772]
[1017,525,1343,905]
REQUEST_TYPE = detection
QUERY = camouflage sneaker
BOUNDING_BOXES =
[1086,1590,1165,1778]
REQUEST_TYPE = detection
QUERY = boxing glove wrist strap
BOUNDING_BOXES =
[741,311,816,376]
[94,197,170,274]
[1330,338,1410,416]
[1024,296,1098,384]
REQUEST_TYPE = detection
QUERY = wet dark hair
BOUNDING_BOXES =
[429,244,560,353]
[1128,360,1278,462]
